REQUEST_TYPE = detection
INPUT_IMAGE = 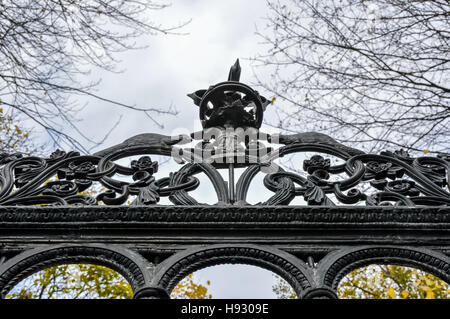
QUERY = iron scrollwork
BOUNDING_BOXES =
[2,140,448,207]
[0,61,449,208]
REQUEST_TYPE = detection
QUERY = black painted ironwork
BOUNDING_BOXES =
[0,61,449,299]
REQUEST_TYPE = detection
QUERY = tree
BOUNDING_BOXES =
[0,0,184,153]
[7,264,211,299]
[272,265,450,299]
[7,264,133,299]
[171,273,212,299]
[0,107,34,154]
[338,265,450,299]
[254,0,450,153]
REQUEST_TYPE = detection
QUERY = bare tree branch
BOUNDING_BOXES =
[0,0,186,153]
[253,0,450,154]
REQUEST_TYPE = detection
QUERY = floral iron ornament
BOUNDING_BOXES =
[0,61,449,208]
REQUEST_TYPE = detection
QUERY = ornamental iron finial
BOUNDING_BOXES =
[228,59,241,81]
[187,59,270,129]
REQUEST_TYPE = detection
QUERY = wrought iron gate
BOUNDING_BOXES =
[1,61,449,299]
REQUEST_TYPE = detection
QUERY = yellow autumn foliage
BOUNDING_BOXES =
[273,265,450,299]
[7,265,211,299]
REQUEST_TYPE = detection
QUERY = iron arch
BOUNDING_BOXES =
[317,246,450,291]
[0,244,152,298]
[152,244,314,298]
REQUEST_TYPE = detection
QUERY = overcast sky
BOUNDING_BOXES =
[61,0,290,299]
[70,0,276,151]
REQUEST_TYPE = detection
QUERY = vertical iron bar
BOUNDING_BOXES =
[228,163,235,204]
